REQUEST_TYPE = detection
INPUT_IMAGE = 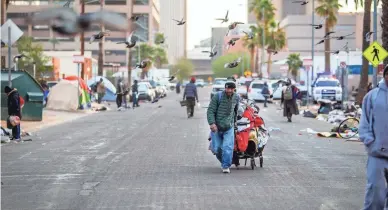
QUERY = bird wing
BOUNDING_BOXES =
[342,32,355,37]
[172,19,180,22]
[215,18,225,20]
[292,1,303,2]
[202,51,210,53]
[212,44,217,51]
[86,10,129,31]
[236,57,242,63]
[232,37,240,41]
[234,22,244,25]
[226,44,230,50]
[224,63,230,68]
[116,41,127,44]
[225,30,230,36]
[63,0,70,7]
[30,7,78,23]
[225,10,229,19]
[89,36,95,43]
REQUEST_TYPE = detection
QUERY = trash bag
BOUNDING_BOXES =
[303,110,317,118]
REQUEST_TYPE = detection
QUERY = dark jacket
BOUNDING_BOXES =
[183,82,198,100]
[281,85,300,116]
[7,89,21,118]
[132,83,138,93]
[207,91,239,131]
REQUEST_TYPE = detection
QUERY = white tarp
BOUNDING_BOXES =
[46,80,81,111]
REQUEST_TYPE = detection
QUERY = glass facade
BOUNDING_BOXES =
[134,0,148,5]
[133,14,149,42]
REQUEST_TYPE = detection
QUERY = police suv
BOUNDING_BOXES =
[312,77,342,103]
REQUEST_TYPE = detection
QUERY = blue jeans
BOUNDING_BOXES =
[132,92,138,107]
[363,156,388,210]
[210,127,235,169]
[12,124,21,140]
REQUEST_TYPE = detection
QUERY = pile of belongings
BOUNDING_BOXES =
[1,126,32,143]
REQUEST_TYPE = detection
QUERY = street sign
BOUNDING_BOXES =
[73,55,84,63]
[340,61,346,69]
[303,59,313,66]
[208,76,212,82]
[1,19,23,45]
[363,41,388,67]
[244,71,252,76]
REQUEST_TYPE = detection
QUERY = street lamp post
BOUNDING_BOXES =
[311,0,315,85]
[372,0,378,87]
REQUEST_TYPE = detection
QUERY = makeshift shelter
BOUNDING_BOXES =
[46,80,90,111]
[63,76,91,109]
[87,76,117,101]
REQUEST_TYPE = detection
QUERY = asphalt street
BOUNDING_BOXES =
[1,87,367,210]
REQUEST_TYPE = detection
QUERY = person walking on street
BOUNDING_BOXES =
[132,80,140,108]
[4,86,22,142]
[261,82,270,107]
[207,79,239,173]
[116,78,124,109]
[176,81,181,94]
[183,77,198,118]
[281,78,300,122]
[359,65,388,210]
[96,78,106,104]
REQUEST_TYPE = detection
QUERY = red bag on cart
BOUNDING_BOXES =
[234,130,249,152]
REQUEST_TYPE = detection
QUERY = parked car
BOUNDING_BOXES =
[182,80,189,88]
[210,79,227,99]
[195,79,205,87]
[137,82,156,101]
[247,80,273,103]
[237,81,248,98]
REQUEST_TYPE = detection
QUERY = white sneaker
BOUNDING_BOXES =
[222,168,230,173]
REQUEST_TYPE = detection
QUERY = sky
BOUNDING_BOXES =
[186,0,247,50]
[186,0,381,51]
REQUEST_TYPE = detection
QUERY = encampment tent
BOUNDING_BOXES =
[87,76,117,101]
[63,76,91,109]
[46,80,90,111]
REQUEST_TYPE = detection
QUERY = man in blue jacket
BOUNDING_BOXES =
[359,65,388,210]
[183,77,198,118]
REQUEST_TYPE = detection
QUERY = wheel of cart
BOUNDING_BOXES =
[243,158,256,170]
[259,155,263,168]
[337,117,359,139]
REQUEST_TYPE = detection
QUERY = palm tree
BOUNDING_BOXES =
[1,0,9,25]
[286,53,303,80]
[249,0,276,75]
[382,0,388,65]
[242,25,260,73]
[153,47,168,68]
[266,20,286,76]
[315,0,342,73]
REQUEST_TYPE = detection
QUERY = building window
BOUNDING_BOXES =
[91,50,99,56]
[33,25,49,30]
[106,0,126,5]
[134,0,148,5]
[105,50,126,56]
[7,13,29,18]
[133,14,149,42]
[105,37,126,42]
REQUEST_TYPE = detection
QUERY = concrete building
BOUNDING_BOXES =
[211,27,229,60]
[159,0,187,65]
[4,0,160,68]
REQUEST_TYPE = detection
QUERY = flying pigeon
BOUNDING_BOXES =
[27,8,130,36]
[226,37,240,50]
[365,31,374,42]
[326,50,340,55]
[310,17,327,30]
[267,49,278,55]
[315,39,325,45]
[63,0,70,7]
[157,35,167,45]
[324,31,335,38]
[215,10,229,23]
[135,59,150,69]
[228,22,244,30]
[202,43,218,57]
[243,31,254,39]
[1,41,5,48]
[130,14,143,21]
[326,42,349,55]
[116,30,136,48]
[173,18,186,25]
[89,31,109,44]
[292,0,309,5]
[224,57,242,68]
[333,32,355,40]
[167,69,181,81]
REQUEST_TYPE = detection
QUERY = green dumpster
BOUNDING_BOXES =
[1,69,44,121]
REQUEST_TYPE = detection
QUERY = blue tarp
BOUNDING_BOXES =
[87,76,117,101]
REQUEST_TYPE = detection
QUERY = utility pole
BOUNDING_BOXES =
[80,0,85,79]
[310,0,315,101]
[261,7,265,78]
[372,0,378,87]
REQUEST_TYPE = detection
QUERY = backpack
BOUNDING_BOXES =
[19,96,25,109]
[283,86,293,100]
[261,86,269,95]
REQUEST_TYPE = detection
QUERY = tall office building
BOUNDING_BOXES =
[4,0,160,67]
[160,0,187,65]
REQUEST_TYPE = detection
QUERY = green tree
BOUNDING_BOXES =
[170,58,194,82]
[133,43,155,79]
[266,20,286,76]
[211,53,250,78]
[153,46,168,68]
[16,36,53,77]
[286,53,303,80]
[242,25,260,73]
[315,0,342,73]
[48,37,60,51]
[154,32,165,45]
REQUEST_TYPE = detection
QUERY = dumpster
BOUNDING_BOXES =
[1,69,44,121]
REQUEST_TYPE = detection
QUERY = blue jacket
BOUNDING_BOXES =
[183,82,198,100]
[359,79,388,158]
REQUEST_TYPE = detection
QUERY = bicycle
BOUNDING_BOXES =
[337,103,361,139]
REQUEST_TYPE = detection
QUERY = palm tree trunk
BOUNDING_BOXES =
[250,47,254,72]
[324,21,331,73]
[382,0,388,65]
[254,46,260,74]
[1,0,6,25]
[357,0,372,105]
[267,51,272,77]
